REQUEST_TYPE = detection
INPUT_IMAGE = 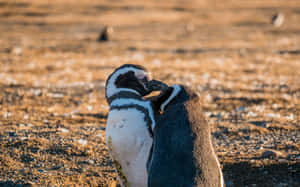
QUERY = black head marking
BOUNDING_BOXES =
[114,70,150,96]
[105,64,150,99]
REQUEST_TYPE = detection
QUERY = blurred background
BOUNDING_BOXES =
[0,0,299,186]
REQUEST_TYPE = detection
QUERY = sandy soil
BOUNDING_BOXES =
[0,0,299,186]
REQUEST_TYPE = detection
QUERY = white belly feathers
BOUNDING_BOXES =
[106,99,154,187]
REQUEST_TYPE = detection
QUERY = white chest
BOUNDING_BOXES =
[106,107,153,187]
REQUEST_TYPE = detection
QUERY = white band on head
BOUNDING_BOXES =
[106,67,148,98]
[160,85,182,112]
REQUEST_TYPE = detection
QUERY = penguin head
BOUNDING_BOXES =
[105,64,152,99]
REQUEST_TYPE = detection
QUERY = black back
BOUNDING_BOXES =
[147,86,222,187]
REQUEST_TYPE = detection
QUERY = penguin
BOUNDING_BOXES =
[147,82,224,187]
[105,64,156,187]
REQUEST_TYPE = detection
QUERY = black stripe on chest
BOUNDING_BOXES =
[107,91,142,105]
[110,104,154,138]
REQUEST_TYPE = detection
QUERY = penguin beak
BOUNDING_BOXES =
[147,79,169,92]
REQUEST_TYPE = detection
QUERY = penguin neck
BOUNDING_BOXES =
[107,90,142,105]
[160,85,190,112]
[159,85,181,112]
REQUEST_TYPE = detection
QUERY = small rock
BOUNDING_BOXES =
[87,159,95,164]
[78,139,87,145]
[47,93,64,98]
[32,89,42,96]
[12,47,22,56]
[205,94,213,103]
[58,128,69,133]
[236,106,246,112]
[98,26,113,42]
[19,123,32,128]
[87,105,93,111]
[261,150,284,159]
[216,112,222,119]
[20,137,28,141]
[3,111,12,118]
[9,132,16,137]
[204,111,212,117]
[64,113,70,117]
[271,13,284,27]
[266,113,280,118]
[247,111,257,117]
[286,114,294,120]
[71,110,79,115]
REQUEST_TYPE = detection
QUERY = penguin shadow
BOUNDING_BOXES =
[0,180,32,187]
[223,161,300,186]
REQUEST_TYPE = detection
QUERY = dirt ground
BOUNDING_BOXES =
[0,0,299,186]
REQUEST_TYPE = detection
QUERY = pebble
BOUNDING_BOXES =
[204,111,212,117]
[247,111,257,117]
[32,89,42,96]
[3,112,12,118]
[261,150,284,159]
[87,159,95,164]
[71,110,79,115]
[47,93,64,98]
[19,123,33,128]
[9,132,16,137]
[24,114,29,119]
[236,106,246,112]
[59,128,69,133]
[205,94,213,103]
[64,113,70,117]
[271,13,284,27]
[98,26,113,42]
[20,137,27,141]
[78,139,87,145]
[12,47,22,56]
[285,114,294,120]
[266,113,280,118]
[87,105,93,111]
